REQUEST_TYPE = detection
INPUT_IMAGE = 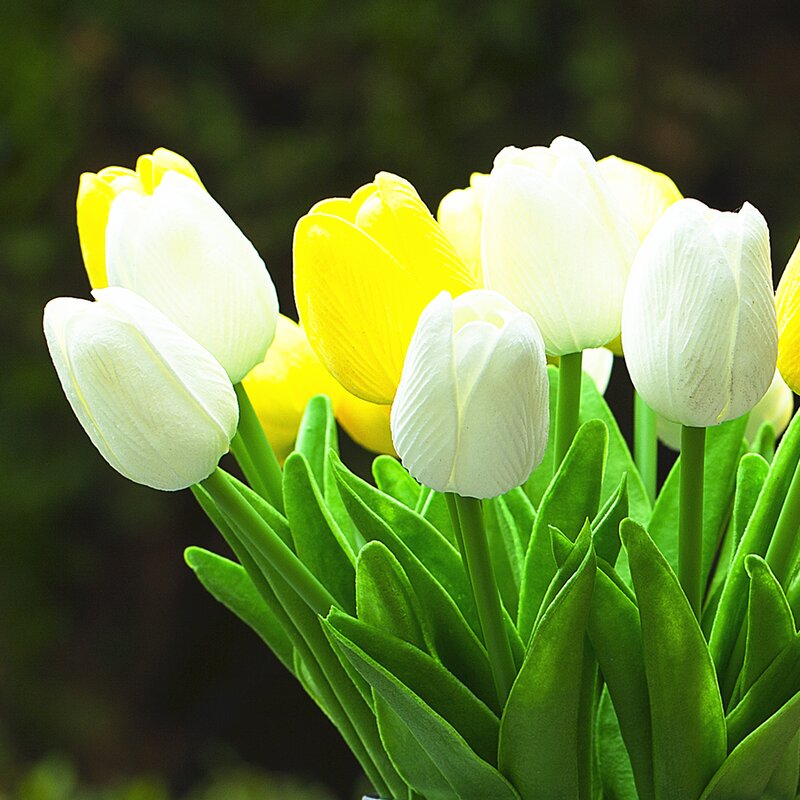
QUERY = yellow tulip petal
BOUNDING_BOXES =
[309,197,357,219]
[243,315,339,461]
[334,391,396,456]
[77,173,118,289]
[597,155,682,243]
[777,238,800,393]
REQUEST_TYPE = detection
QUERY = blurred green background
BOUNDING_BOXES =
[3,0,800,797]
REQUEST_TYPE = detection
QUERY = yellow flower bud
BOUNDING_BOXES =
[77,148,203,289]
[776,238,800,393]
[293,172,477,404]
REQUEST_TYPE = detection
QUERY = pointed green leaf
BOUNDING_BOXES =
[499,543,596,799]
[596,689,640,800]
[324,613,520,800]
[416,488,458,546]
[373,455,422,509]
[185,546,294,673]
[284,452,356,612]
[764,730,800,800]
[742,556,795,695]
[592,474,629,567]
[622,519,727,800]
[295,394,339,488]
[731,454,770,558]
[518,419,606,642]
[702,690,800,800]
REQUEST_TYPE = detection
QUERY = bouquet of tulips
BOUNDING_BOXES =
[44,138,800,800]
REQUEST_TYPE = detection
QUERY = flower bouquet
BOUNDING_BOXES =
[44,139,800,800]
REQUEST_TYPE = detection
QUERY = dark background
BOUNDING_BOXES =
[3,1,800,797]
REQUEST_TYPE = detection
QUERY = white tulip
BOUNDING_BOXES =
[437,172,489,283]
[622,199,778,428]
[390,290,549,499]
[481,136,639,355]
[44,287,239,491]
[106,171,279,383]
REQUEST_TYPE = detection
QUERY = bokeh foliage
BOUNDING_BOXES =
[2,0,800,796]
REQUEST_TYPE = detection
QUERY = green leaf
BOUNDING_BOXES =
[524,366,649,523]
[330,451,475,627]
[621,519,727,800]
[373,455,422,509]
[498,542,596,799]
[283,453,356,612]
[726,634,800,749]
[710,412,800,693]
[295,394,339,488]
[586,555,654,800]
[416,488,458,547]
[701,690,800,800]
[226,471,294,549]
[331,453,498,710]
[185,546,295,673]
[592,474,628,566]
[356,541,434,655]
[764,730,800,800]
[324,612,519,800]
[731,454,770,558]
[646,414,748,587]
[742,555,795,696]
[596,689,640,800]
[517,419,606,643]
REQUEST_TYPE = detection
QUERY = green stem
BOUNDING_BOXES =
[444,492,466,556]
[201,467,336,615]
[555,352,583,467]
[454,495,516,706]
[765,456,800,586]
[233,382,284,512]
[679,426,706,619]
[634,391,658,504]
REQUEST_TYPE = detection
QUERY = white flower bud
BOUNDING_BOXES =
[106,171,279,383]
[622,199,778,428]
[44,287,239,491]
[482,136,639,355]
[390,290,549,498]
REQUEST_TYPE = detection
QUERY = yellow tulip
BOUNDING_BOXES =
[776,238,800,393]
[77,148,203,289]
[333,391,396,456]
[242,315,340,461]
[293,172,477,404]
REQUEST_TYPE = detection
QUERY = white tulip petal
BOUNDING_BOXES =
[623,199,777,427]
[582,348,614,395]
[451,314,549,498]
[745,369,794,442]
[106,172,279,383]
[44,288,238,490]
[483,157,637,355]
[391,292,459,492]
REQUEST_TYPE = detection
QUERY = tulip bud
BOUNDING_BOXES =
[582,347,614,395]
[77,147,203,290]
[436,172,489,284]
[106,170,279,383]
[391,290,549,499]
[44,288,239,491]
[294,172,477,404]
[776,238,800,393]
[622,199,778,428]
[333,392,396,456]
[482,136,639,355]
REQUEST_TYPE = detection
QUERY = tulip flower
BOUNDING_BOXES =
[333,392,396,456]
[77,147,203,290]
[622,197,777,616]
[294,172,477,404]
[776,237,800,393]
[436,172,489,284]
[390,289,549,499]
[581,347,614,395]
[622,199,777,428]
[44,287,239,491]
[104,170,278,383]
[482,136,639,356]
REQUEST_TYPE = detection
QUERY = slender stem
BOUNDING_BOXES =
[454,495,516,706]
[233,382,284,512]
[201,467,336,615]
[444,492,466,556]
[555,351,583,467]
[679,425,706,619]
[634,391,658,504]
[765,456,800,586]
